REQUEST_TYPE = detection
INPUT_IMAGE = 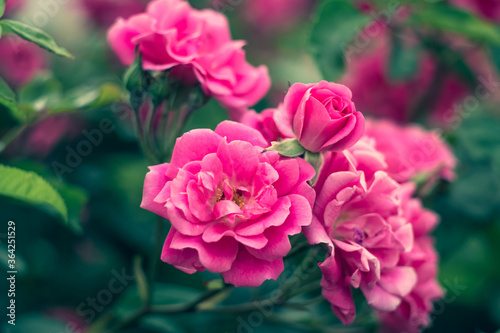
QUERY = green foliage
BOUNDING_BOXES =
[266,138,306,157]
[0,164,69,227]
[17,74,63,122]
[0,76,19,118]
[12,73,123,123]
[309,0,370,81]
[388,31,420,81]
[0,20,73,57]
[409,5,500,45]
[0,0,5,19]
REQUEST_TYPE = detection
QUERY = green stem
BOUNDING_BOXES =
[131,103,159,164]
[148,216,165,298]
[108,285,232,332]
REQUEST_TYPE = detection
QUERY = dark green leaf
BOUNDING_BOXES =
[0,76,20,120]
[53,182,87,234]
[409,5,500,45]
[0,164,68,224]
[266,138,305,157]
[309,0,370,81]
[0,19,73,58]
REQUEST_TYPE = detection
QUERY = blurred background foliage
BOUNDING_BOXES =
[1,0,500,332]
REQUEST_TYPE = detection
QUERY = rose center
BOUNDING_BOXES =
[215,187,246,209]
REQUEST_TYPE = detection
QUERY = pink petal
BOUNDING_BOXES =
[161,228,202,274]
[222,246,284,287]
[215,120,269,148]
[170,232,238,273]
[141,163,170,218]
[167,129,221,179]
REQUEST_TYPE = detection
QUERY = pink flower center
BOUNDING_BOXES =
[214,185,246,209]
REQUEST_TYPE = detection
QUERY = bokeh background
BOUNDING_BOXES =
[1,0,500,332]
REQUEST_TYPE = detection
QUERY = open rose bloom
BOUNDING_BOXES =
[302,135,446,330]
[141,121,315,287]
[107,0,270,115]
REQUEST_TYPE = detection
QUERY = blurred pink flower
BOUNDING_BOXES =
[451,0,500,22]
[79,0,147,28]
[365,119,456,183]
[243,0,312,32]
[305,138,416,324]
[6,115,83,159]
[46,308,88,333]
[141,121,315,287]
[341,31,469,126]
[274,81,365,152]
[0,36,46,86]
[4,0,25,16]
[107,0,270,113]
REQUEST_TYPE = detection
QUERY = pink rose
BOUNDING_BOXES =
[305,139,416,324]
[0,36,46,86]
[107,0,270,112]
[79,0,146,28]
[379,183,443,332]
[240,108,286,145]
[365,119,456,183]
[141,121,315,287]
[107,0,230,71]
[194,41,271,113]
[275,81,365,153]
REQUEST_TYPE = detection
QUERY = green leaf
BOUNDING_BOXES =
[0,76,20,119]
[305,151,324,186]
[388,32,420,81]
[53,182,86,234]
[309,0,370,81]
[0,164,68,223]
[0,19,73,58]
[18,73,62,120]
[409,5,500,45]
[52,82,124,113]
[0,0,5,19]
[265,138,306,157]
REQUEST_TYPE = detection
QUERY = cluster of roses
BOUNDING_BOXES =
[108,0,456,331]
[141,81,453,332]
